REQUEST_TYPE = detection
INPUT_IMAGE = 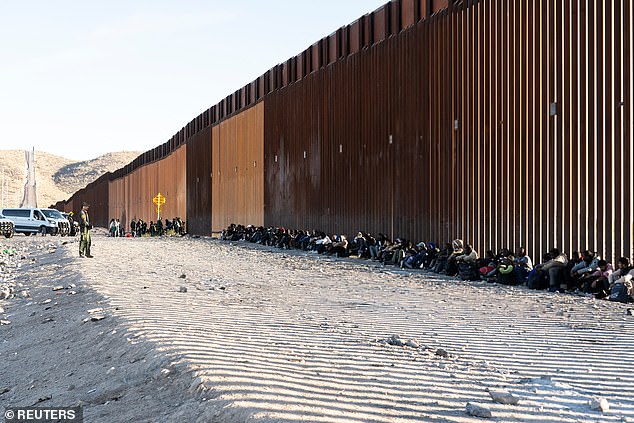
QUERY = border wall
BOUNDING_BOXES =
[57,0,634,263]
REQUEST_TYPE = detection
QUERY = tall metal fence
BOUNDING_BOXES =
[59,0,633,263]
[449,0,633,263]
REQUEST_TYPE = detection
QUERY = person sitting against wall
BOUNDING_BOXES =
[430,243,452,273]
[328,235,350,258]
[600,257,634,301]
[570,250,602,291]
[173,217,184,235]
[512,247,533,285]
[379,238,403,265]
[564,250,582,288]
[367,233,387,261]
[289,230,306,250]
[456,244,480,281]
[419,242,439,269]
[528,251,549,289]
[362,233,377,259]
[383,238,408,265]
[349,232,369,258]
[296,229,314,250]
[258,227,272,245]
[445,239,464,276]
[248,226,263,243]
[140,219,148,236]
[393,240,416,267]
[302,230,320,251]
[478,250,497,279]
[579,259,613,296]
[221,223,236,240]
[244,225,257,242]
[488,248,515,284]
[401,242,428,269]
[315,232,332,254]
[274,227,290,249]
[456,243,479,264]
[379,238,400,264]
[533,248,569,292]
[480,248,513,284]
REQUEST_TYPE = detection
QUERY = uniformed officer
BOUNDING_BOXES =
[79,202,94,258]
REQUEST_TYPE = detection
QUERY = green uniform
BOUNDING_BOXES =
[79,209,92,257]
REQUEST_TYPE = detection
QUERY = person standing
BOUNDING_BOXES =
[79,202,93,258]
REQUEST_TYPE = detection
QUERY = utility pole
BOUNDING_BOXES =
[20,148,37,208]
[1,167,4,208]
[1,167,7,208]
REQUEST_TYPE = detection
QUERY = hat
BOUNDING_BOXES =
[416,242,426,248]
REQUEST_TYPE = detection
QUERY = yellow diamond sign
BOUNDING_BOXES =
[153,193,166,206]
[153,193,166,218]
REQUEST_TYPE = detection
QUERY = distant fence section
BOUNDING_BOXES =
[108,145,187,228]
[56,0,633,263]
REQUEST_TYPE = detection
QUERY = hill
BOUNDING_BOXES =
[0,150,140,209]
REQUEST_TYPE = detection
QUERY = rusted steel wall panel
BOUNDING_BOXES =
[186,127,213,235]
[350,21,361,54]
[433,0,447,14]
[158,146,188,221]
[211,103,264,232]
[328,34,337,63]
[108,177,125,226]
[373,8,387,43]
[401,0,417,28]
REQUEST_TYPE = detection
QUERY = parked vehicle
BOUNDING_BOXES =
[0,208,59,236]
[61,212,79,236]
[40,208,71,236]
[0,217,14,238]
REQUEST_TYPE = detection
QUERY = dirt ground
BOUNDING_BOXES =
[1,231,633,422]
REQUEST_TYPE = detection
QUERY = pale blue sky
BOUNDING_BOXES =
[0,1,387,160]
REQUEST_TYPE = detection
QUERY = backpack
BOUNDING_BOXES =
[609,282,633,303]
[459,263,481,281]
[527,269,548,290]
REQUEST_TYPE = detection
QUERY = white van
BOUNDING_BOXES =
[0,208,59,236]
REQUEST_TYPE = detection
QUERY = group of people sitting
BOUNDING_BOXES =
[220,224,634,304]
[128,217,186,237]
[108,218,124,237]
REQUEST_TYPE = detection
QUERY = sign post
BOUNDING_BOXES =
[152,193,166,220]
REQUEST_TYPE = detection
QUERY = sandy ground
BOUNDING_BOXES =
[1,232,633,422]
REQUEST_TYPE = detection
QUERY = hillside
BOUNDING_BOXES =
[0,150,140,209]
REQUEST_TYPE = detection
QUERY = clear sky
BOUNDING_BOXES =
[0,1,387,161]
